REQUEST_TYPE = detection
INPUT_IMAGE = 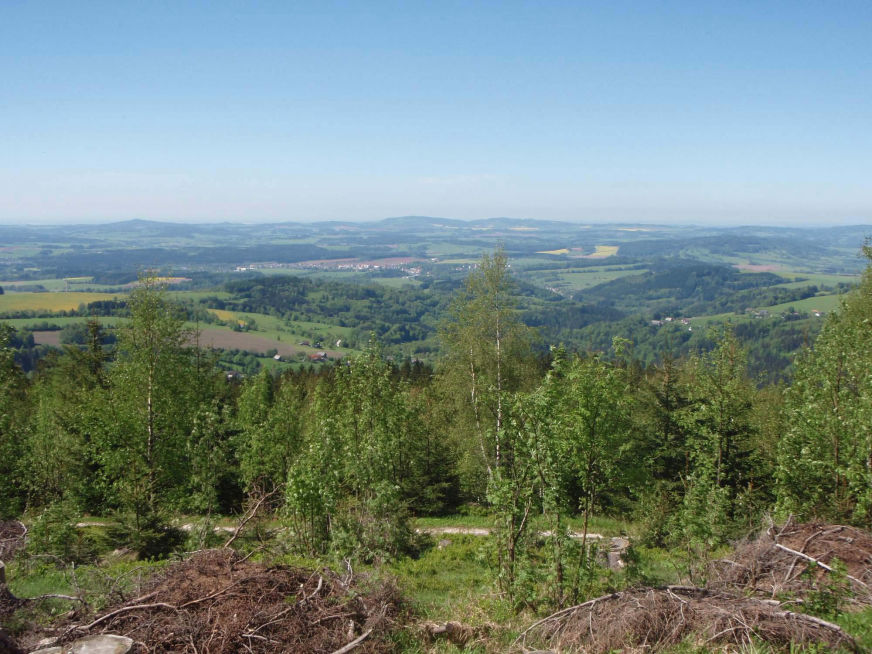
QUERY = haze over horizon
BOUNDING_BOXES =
[3,1,871,226]
[4,215,872,230]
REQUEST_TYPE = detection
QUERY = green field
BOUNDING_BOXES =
[0,291,127,314]
[527,266,644,294]
[192,309,359,357]
[2,311,356,362]
[691,290,846,326]
[368,276,421,288]
[196,327,347,358]
[425,242,488,257]
[770,271,860,289]
[166,290,232,302]
[433,258,479,265]
[0,277,124,292]
[764,292,846,314]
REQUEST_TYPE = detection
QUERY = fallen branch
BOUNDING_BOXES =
[775,607,849,633]
[329,628,372,654]
[178,578,246,609]
[27,593,84,603]
[302,575,323,603]
[773,543,869,588]
[223,487,279,550]
[514,592,623,646]
[81,602,179,631]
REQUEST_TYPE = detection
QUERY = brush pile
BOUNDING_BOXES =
[47,549,403,653]
[515,586,858,653]
[517,520,872,653]
[709,519,872,604]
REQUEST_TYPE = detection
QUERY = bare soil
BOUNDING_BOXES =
[30,331,61,346]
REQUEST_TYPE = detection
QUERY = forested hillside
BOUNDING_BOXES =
[2,219,862,388]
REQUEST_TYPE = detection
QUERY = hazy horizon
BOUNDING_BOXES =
[3,2,870,226]
[3,215,871,230]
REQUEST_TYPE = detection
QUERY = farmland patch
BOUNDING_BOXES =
[0,292,127,314]
[579,245,619,258]
[197,327,343,359]
[31,331,61,346]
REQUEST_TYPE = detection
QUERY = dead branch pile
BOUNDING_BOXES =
[0,522,26,563]
[516,586,858,653]
[54,549,403,653]
[709,520,872,603]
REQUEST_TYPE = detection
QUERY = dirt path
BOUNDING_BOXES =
[417,527,630,559]
[74,522,630,561]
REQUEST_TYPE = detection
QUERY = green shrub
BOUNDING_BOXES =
[27,501,98,563]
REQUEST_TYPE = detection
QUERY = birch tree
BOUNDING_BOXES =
[439,248,534,495]
[99,275,199,552]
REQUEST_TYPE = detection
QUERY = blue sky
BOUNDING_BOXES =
[2,1,871,225]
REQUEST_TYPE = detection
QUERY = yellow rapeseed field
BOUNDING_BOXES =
[208,308,239,322]
[588,245,619,258]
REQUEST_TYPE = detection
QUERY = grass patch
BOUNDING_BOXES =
[0,292,127,314]
[166,290,232,302]
[763,292,847,314]
[528,267,642,293]
[435,258,479,265]
[837,608,872,650]
[0,316,128,330]
[389,535,496,621]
